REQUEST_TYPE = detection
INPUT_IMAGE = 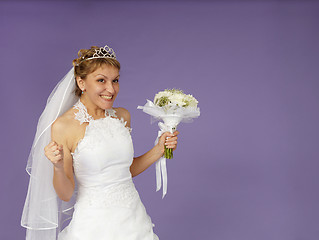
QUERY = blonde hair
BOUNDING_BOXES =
[72,46,121,97]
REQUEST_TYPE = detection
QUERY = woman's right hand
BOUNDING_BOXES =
[44,141,64,170]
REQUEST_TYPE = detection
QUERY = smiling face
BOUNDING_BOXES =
[77,64,120,110]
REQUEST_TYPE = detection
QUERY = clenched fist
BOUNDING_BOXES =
[44,141,64,170]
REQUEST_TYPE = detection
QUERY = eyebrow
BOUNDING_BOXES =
[95,74,120,79]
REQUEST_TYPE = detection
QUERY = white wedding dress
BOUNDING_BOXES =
[58,100,159,240]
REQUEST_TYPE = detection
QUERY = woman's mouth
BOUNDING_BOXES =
[101,95,113,100]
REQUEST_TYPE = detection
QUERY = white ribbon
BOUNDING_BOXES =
[155,122,173,198]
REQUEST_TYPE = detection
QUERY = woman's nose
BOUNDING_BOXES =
[105,81,115,94]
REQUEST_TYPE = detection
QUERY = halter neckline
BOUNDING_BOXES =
[73,99,117,125]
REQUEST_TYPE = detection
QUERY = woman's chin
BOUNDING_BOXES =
[100,97,115,109]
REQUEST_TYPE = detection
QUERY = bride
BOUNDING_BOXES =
[21,45,179,240]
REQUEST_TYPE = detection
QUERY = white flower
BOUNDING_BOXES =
[153,89,198,109]
[185,94,198,108]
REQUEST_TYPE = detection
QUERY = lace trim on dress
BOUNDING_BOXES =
[73,99,118,124]
[73,99,132,132]
[73,100,94,124]
[72,100,132,153]
[105,108,117,118]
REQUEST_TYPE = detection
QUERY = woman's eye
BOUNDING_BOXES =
[98,79,105,83]
[113,79,119,83]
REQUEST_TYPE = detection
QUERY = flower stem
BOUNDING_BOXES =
[164,146,173,159]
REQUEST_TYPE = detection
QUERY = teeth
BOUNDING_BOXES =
[101,95,112,100]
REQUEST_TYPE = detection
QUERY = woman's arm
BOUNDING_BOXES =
[117,107,179,177]
[45,119,75,202]
[130,131,178,177]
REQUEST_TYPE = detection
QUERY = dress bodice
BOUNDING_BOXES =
[71,100,134,189]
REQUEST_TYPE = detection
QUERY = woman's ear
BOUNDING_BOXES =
[76,76,85,91]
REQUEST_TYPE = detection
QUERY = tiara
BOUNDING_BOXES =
[77,45,117,65]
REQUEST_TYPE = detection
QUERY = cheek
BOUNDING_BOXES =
[115,85,120,94]
[91,84,104,92]
[86,85,104,96]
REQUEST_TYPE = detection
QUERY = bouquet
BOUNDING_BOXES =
[138,89,200,198]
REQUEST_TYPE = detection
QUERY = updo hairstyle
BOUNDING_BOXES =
[72,46,121,97]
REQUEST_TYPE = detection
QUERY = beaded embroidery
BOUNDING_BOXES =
[76,180,139,208]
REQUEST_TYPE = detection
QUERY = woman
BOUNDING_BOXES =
[21,45,179,240]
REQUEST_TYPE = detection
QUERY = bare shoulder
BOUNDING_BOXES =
[51,107,78,141]
[115,107,131,120]
[114,107,131,126]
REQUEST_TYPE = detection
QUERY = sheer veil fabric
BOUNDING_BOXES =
[21,68,79,240]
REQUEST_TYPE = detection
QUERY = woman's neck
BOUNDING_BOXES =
[79,96,106,119]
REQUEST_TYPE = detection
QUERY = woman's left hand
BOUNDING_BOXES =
[157,130,179,153]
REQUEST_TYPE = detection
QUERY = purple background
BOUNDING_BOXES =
[1,1,319,239]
